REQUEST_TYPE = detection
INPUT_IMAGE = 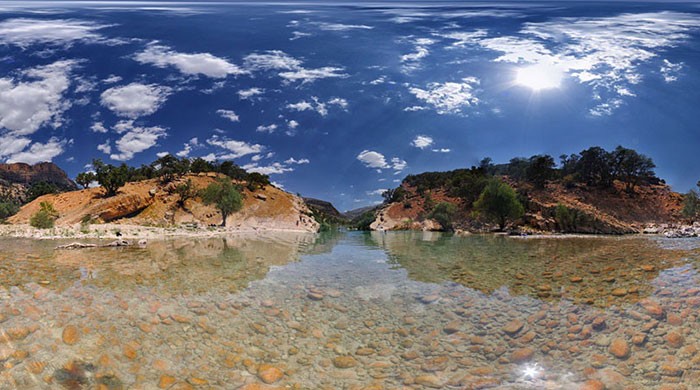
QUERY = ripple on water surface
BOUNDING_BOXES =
[0,232,698,389]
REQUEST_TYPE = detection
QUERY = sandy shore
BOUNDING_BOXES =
[0,223,318,241]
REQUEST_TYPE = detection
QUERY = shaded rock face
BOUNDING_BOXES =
[303,198,342,218]
[0,162,76,190]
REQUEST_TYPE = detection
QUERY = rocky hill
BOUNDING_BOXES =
[9,173,319,232]
[371,179,682,234]
[0,162,77,203]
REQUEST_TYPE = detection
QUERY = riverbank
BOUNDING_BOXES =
[0,223,318,241]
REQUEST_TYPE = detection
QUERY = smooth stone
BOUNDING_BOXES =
[502,319,524,335]
[62,325,79,345]
[608,338,630,359]
[257,364,284,384]
[510,347,535,363]
[333,356,357,369]
[414,375,443,388]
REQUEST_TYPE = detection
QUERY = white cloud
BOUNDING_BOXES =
[400,38,436,69]
[436,30,488,47]
[432,148,451,153]
[238,87,264,100]
[411,135,433,149]
[409,77,480,115]
[109,120,167,161]
[242,162,293,175]
[134,44,245,78]
[367,189,388,196]
[279,67,347,84]
[100,83,171,119]
[256,124,277,133]
[284,157,310,165]
[290,31,312,41]
[286,97,348,116]
[287,119,299,129]
[0,135,31,159]
[661,59,683,82]
[206,135,264,159]
[391,157,407,172]
[175,137,199,158]
[6,137,67,164]
[357,150,388,169]
[243,50,302,71]
[469,11,700,114]
[102,75,122,84]
[216,109,240,122]
[0,60,77,136]
[243,50,347,84]
[0,18,113,47]
[314,22,373,31]
[91,121,108,133]
[97,139,111,154]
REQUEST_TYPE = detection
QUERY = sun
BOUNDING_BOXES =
[515,63,564,91]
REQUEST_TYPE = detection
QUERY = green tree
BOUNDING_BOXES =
[152,154,189,183]
[526,154,555,188]
[0,201,19,221]
[555,204,582,233]
[682,190,700,223]
[246,172,270,191]
[75,172,96,189]
[473,179,524,230]
[428,202,457,231]
[30,201,58,229]
[26,181,59,202]
[576,146,613,187]
[610,146,656,193]
[174,179,196,208]
[93,159,129,197]
[200,179,243,226]
[190,157,215,173]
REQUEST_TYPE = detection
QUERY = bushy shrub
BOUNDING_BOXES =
[0,201,19,221]
[555,204,582,233]
[428,202,457,231]
[30,202,58,229]
[473,179,524,230]
[200,179,243,226]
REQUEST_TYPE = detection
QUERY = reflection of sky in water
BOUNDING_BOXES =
[0,232,699,388]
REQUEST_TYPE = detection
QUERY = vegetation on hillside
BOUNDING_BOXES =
[682,181,700,223]
[81,155,271,198]
[29,201,58,229]
[374,145,666,232]
[200,179,244,226]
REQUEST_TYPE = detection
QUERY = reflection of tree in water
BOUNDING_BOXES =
[0,233,326,295]
[369,232,695,307]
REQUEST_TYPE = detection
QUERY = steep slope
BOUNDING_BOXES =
[9,173,318,232]
[371,179,683,234]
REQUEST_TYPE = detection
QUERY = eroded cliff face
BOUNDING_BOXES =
[8,173,319,232]
[0,162,77,203]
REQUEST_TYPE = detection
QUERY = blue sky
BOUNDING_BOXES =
[0,1,699,210]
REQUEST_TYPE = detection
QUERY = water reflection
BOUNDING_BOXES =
[0,232,325,295]
[0,232,698,389]
[371,231,699,307]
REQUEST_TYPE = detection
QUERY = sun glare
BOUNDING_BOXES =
[515,64,564,91]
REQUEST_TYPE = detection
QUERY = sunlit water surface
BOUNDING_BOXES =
[0,232,699,389]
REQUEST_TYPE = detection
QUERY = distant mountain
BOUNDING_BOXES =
[303,198,342,219]
[342,205,378,221]
[0,162,77,204]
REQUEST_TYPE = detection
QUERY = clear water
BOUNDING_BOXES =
[0,232,698,389]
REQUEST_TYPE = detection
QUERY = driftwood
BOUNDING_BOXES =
[56,239,147,250]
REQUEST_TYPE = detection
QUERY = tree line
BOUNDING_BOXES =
[377,145,661,232]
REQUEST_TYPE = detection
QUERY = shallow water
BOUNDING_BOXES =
[0,232,698,389]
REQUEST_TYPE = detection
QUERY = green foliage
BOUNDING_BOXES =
[352,210,377,231]
[682,190,700,222]
[174,179,196,208]
[555,204,583,233]
[152,154,190,183]
[190,157,215,173]
[0,201,19,221]
[428,202,457,231]
[473,179,524,230]
[526,155,555,188]
[246,172,270,191]
[27,181,59,202]
[610,145,656,192]
[75,172,96,189]
[30,201,58,229]
[200,179,243,226]
[92,159,129,197]
[382,187,407,204]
